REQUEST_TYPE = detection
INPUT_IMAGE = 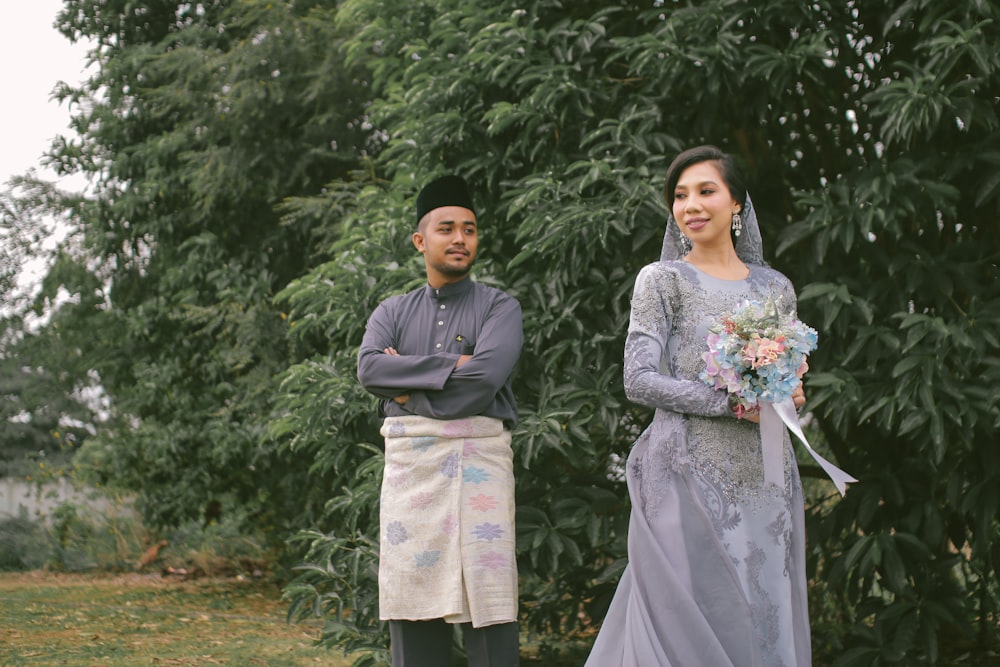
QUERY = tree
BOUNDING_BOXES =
[13,0,998,663]
[278,0,1000,664]
[1,177,100,476]
[35,0,375,532]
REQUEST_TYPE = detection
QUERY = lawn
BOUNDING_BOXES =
[0,571,351,666]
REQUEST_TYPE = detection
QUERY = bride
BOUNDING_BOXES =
[585,145,812,666]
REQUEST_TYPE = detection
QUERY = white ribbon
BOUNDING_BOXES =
[758,399,857,496]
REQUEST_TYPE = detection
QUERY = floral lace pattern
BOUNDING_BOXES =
[587,260,811,667]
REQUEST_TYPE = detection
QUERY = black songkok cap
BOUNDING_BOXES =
[416,175,475,223]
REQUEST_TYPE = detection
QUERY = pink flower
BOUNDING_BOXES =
[720,368,743,393]
[741,337,760,367]
[703,351,725,388]
[468,494,498,512]
[386,467,410,488]
[757,338,785,365]
[442,512,458,536]
[477,551,508,570]
[409,491,435,510]
[748,336,785,369]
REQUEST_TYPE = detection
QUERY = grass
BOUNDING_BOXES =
[0,571,352,666]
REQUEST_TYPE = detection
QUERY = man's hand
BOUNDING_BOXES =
[382,347,472,402]
[382,347,410,404]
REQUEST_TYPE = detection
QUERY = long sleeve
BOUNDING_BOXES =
[357,280,521,425]
[623,264,730,417]
[357,300,456,398]
[776,276,799,319]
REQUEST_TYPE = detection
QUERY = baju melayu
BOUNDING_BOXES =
[358,275,522,666]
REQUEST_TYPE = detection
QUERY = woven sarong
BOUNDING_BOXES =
[378,415,517,628]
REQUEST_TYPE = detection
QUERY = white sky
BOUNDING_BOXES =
[0,0,92,187]
[0,1,93,309]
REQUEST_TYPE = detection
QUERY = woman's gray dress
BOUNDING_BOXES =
[585,259,812,667]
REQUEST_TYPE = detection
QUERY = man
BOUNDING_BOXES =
[357,174,523,667]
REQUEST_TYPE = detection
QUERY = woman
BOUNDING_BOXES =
[585,146,811,666]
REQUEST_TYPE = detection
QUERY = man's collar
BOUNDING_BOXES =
[425,276,473,300]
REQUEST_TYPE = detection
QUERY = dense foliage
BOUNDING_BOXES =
[279,1,1000,664]
[1,178,101,475]
[17,0,374,535]
[2,0,998,664]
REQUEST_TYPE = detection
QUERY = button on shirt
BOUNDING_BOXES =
[357,277,522,426]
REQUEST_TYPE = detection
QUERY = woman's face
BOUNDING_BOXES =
[672,161,742,250]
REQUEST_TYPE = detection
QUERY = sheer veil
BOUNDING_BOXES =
[659,195,765,265]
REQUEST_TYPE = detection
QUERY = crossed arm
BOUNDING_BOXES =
[357,296,522,420]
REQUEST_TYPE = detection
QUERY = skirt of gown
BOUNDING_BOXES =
[585,410,812,667]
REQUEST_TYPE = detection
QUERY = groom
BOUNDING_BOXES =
[357,174,523,666]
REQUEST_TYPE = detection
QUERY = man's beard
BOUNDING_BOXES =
[431,258,474,278]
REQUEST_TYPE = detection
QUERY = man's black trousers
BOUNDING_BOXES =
[389,619,519,667]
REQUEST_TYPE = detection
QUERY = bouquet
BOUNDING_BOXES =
[699,297,818,418]
[698,297,855,496]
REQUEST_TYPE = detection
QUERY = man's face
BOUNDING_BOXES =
[413,206,478,285]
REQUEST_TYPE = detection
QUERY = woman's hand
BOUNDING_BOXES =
[735,386,806,424]
[792,385,806,410]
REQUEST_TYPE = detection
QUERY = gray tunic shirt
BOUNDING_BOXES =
[357,277,522,427]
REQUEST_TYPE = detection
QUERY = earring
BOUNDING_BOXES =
[681,235,692,254]
[732,212,742,237]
